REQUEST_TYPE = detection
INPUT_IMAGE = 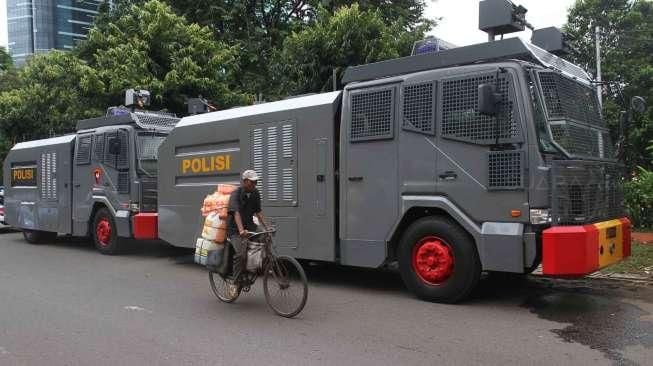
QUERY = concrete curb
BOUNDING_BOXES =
[531,265,653,284]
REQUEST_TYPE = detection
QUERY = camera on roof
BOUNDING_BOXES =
[125,89,151,108]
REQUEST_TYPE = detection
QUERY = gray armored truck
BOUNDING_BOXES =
[157,38,632,302]
[3,110,179,254]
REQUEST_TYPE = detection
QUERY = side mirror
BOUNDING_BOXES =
[631,96,646,114]
[108,138,121,155]
[478,83,501,115]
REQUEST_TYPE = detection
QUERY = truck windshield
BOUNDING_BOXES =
[534,71,615,159]
[136,132,167,176]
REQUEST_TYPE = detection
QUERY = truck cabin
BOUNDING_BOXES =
[75,111,179,213]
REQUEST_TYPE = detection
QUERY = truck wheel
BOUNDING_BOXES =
[23,229,57,244]
[92,208,121,255]
[398,217,481,303]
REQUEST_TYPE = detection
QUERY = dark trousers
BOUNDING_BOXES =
[229,235,248,279]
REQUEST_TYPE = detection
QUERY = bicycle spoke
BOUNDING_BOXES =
[263,256,308,317]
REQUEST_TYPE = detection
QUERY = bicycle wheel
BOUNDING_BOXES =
[263,255,308,318]
[209,271,241,303]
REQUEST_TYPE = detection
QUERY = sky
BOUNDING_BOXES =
[0,0,576,50]
[424,0,577,46]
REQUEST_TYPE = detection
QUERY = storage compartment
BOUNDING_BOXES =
[133,212,158,239]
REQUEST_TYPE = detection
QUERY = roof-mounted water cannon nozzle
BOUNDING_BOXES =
[531,27,570,56]
[479,0,533,42]
[186,96,217,115]
[125,89,151,110]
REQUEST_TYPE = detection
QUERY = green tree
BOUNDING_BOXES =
[164,0,433,96]
[273,4,431,95]
[564,0,653,172]
[320,0,430,30]
[0,51,105,160]
[0,46,12,73]
[76,0,251,114]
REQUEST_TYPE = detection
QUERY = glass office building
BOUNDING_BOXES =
[6,0,107,65]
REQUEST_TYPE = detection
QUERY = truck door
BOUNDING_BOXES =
[72,133,94,234]
[340,84,399,267]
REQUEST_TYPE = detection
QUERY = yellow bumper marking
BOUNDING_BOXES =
[594,219,624,268]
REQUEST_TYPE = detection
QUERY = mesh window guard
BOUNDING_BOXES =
[440,72,521,144]
[350,87,395,142]
[403,82,435,135]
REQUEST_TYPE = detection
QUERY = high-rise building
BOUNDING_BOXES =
[6,0,107,65]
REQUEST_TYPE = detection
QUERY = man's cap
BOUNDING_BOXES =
[242,169,260,181]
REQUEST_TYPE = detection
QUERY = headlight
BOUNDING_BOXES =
[530,209,551,225]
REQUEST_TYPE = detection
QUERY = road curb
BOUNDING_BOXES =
[531,265,653,285]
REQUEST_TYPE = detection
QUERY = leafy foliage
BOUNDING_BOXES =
[624,167,653,229]
[0,51,105,160]
[273,4,430,95]
[565,0,653,172]
[76,0,251,113]
[0,46,12,73]
[165,0,433,96]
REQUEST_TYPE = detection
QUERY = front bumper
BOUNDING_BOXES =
[542,217,631,276]
[132,213,158,240]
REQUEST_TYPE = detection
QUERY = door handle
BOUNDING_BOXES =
[438,171,457,180]
[348,176,364,182]
[74,184,81,188]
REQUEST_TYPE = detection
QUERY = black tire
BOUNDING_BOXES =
[209,271,241,303]
[91,207,121,255]
[22,229,57,244]
[263,255,308,318]
[397,217,481,303]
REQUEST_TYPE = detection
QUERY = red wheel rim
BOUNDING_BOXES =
[411,236,454,285]
[96,218,111,247]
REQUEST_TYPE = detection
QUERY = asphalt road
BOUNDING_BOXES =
[0,229,652,366]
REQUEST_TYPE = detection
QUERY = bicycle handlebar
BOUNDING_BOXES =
[244,227,277,239]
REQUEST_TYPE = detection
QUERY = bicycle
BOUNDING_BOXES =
[208,228,308,318]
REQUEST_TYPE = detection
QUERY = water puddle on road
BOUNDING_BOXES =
[523,283,653,365]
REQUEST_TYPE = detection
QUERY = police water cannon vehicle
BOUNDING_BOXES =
[3,90,179,253]
[3,1,638,303]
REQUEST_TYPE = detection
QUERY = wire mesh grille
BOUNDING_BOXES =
[132,111,179,131]
[117,130,129,169]
[118,171,130,194]
[551,160,625,225]
[441,73,519,144]
[104,131,117,167]
[488,151,523,189]
[549,122,601,157]
[139,177,158,212]
[137,135,165,159]
[538,72,604,128]
[602,131,615,159]
[93,133,105,162]
[350,88,394,141]
[403,82,435,134]
[76,135,92,165]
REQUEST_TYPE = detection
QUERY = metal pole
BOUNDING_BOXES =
[332,69,337,91]
[595,26,602,107]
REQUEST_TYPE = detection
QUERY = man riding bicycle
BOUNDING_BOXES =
[210,169,308,317]
[227,170,268,279]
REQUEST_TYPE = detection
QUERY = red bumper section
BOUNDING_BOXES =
[132,213,158,240]
[542,217,631,276]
